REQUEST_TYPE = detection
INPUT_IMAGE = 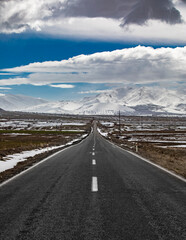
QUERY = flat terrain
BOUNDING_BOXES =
[0,124,185,239]
[0,113,91,183]
[97,116,186,178]
[0,115,90,159]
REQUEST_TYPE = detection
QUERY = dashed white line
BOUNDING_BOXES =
[92,152,95,156]
[92,177,98,192]
[92,159,96,165]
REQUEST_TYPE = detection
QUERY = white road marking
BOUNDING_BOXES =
[92,159,96,165]
[92,177,98,192]
[92,152,95,156]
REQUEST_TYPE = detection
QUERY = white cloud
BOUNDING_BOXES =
[0,87,12,89]
[0,78,29,86]
[1,46,186,88]
[40,17,186,43]
[0,73,17,75]
[50,84,75,88]
[0,0,186,42]
[79,90,113,94]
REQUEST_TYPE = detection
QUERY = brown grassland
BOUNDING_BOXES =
[0,112,91,183]
[97,116,186,178]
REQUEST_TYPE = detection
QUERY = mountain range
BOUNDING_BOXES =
[0,87,186,115]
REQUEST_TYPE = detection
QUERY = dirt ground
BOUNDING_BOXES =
[0,114,92,183]
[0,136,87,184]
[97,117,186,179]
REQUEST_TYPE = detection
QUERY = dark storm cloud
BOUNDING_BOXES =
[0,11,29,32]
[62,0,138,19]
[122,0,182,25]
[0,0,28,33]
[0,0,185,33]
[63,0,183,25]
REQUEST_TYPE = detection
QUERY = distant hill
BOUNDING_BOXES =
[0,107,5,112]
[0,94,48,111]
[0,87,186,115]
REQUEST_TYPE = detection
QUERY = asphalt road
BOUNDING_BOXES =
[0,125,186,240]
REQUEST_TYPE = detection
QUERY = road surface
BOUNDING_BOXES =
[0,125,186,239]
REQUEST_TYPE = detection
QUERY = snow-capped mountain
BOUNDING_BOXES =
[73,87,186,115]
[25,101,82,114]
[0,94,48,111]
[0,87,185,115]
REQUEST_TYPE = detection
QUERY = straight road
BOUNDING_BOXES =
[0,125,186,239]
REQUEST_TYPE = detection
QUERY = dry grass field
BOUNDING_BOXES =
[97,116,186,178]
[0,112,91,182]
[0,119,91,159]
[0,111,186,181]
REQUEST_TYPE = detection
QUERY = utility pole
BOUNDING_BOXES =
[119,110,121,135]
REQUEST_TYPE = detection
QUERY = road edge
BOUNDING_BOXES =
[99,133,186,183]
[0,133,91,188]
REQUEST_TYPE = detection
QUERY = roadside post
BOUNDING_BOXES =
[136,142,138,153]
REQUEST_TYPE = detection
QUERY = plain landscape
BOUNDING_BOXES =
[97,116,186,178]
[1,0,186,238]
[0,108,185,181]
[0,109,186,239]
[0,110,91,182]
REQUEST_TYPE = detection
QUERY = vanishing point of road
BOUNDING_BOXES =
[0,124,186,240]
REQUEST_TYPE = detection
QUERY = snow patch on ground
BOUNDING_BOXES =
[62,122,86,126]
[97,128,108,137]
[159,145,186,148]
[0,134,88,173]
[2,133,32,136]
[100,121,114,127]
[61,130,85,132]
[0,120,87,130]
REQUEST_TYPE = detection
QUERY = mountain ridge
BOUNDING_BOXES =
[0,87,185,115]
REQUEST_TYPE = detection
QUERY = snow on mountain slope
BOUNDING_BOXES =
[25,101,82,114]
[76,87,186,115]
[0,94,48,111]
[0,87,185,115]
[74,102,134,115]
[120,87,186,114]
[121,87,183,107]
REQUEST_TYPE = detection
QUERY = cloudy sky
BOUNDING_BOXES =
[0,0,186,100]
